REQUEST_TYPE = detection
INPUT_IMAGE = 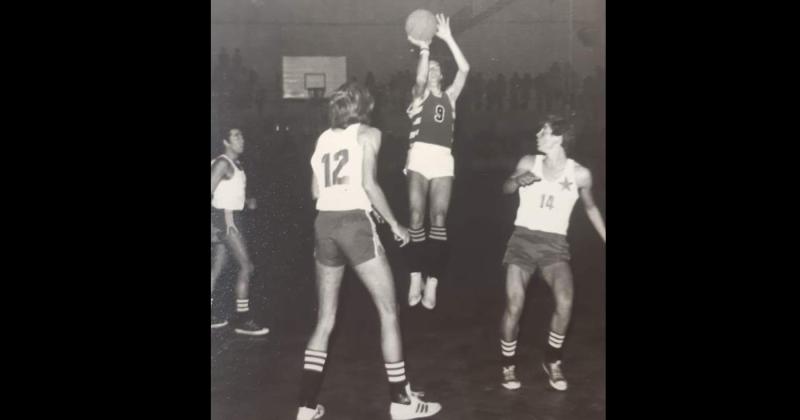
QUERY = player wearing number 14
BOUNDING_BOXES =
[497,114,606,393]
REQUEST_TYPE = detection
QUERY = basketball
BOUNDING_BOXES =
[405,9,437,43]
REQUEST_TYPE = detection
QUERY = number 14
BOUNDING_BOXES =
[540,195,554,210]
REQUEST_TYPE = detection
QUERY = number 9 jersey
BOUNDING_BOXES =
[311,123,372,211]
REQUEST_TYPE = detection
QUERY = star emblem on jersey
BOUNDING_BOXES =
[560,177,572,191]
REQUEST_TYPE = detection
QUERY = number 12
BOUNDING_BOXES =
[322,149,349,187]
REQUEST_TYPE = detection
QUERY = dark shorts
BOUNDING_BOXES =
[211,208,243,244]
[502,226,571,274]
[314,209,385,267]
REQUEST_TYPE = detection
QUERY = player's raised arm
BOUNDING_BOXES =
[435,14,470,104]
[409,36,432,100]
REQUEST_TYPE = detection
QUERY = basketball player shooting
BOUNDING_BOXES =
[404,13,469,310]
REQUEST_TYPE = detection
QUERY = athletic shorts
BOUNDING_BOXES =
[404,141,454,179]
[502,226,571,273]
[211,208,243,243]
[314,209,385,267]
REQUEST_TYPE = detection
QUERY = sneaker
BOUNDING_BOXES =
[233,314,270,336]
[542,360,568,391]
[390,383,442,419]
[501,366,521,390]
[211,312,228,329]
[421,277,438,310]
[296,404,325,420]
[408,272,423,307]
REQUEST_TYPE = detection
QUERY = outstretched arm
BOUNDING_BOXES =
[435,14,470,104]
[576,165,606,242]
[409,36,432,100]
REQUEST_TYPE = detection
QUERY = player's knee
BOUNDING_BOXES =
[376,300,399,320]
[505,297,525,318]
[241,260,255,277]
[555,293,573,314]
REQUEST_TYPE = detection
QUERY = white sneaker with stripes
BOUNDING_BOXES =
[390,383,442,419]
[543,361,568,391]
[501,366,521,390]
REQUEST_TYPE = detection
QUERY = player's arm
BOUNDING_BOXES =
[242,164,257,210]
[310,137,321,201]
[359,126,410,246]
[210,158,230,197]
[311,174,320,201]
[409,36,431,99]
[210,160,240,234]
[576,164,606,243]
[502,155,540,194]
[435,14,470,104]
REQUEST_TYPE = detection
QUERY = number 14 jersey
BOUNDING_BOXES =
[515,155,580,236]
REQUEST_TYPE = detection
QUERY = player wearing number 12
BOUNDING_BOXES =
[297,82,442,420]
[498,114,606,393]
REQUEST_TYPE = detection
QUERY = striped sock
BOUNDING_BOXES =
[428,226,449,279]
[407,227,426,274]
[386,360,409,397]
[501,339,517,367]
[299,349,328,409]
[410,227,426,243]
[429,226,447,241]
[545,331,565,363]
[236,299,249,313]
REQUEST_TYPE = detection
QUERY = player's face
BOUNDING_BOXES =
[428,62,443,86]
[226,129,245,154]
[536,124,560,152]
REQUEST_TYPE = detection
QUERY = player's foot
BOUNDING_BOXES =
[296,404,325,420]
[233,314,270,336]
[421,277,438,310]
[211,312,228,329]
[501,365,521,390]
[542,360,568,391]
[390,383,442,419]
[409,272,423,307]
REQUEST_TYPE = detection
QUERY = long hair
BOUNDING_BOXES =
[328,82,374,129]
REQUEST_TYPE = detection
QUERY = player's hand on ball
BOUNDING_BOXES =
[407,35,430,49]
[434,14,452,41]
[391,224,410,247]
[516,172,541,186]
